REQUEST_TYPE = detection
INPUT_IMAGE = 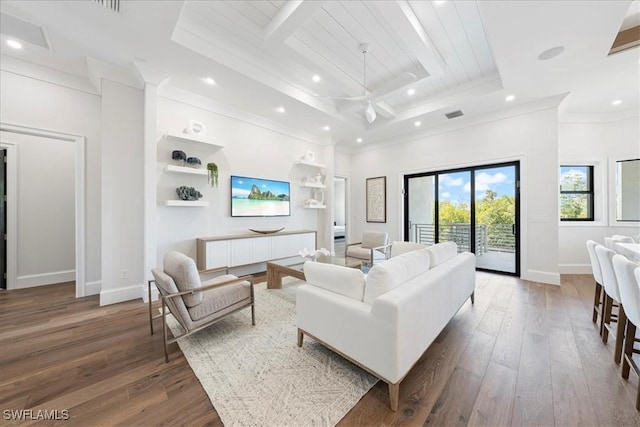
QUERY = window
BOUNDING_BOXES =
[560,165,594,221]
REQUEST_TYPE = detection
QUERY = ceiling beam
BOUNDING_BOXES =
[369,0,446,79]
[609,25,640,55]
[263,0,325,45]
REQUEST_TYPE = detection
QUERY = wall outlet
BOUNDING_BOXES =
[120,269,129,279]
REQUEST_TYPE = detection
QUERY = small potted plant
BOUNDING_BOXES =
[207,162,218,187]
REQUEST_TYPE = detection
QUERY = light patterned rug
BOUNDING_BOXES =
[166,279,378,427]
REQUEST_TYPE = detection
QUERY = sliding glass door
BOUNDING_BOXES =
[404,162,519,275]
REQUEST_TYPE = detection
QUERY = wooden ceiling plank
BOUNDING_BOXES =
[435,0,483,80]
[313,3,393,90]
[454,1,497,77]
[407,0,468,86]
[195,2,264,42]
[263,0,325,45]
[225,1,271,30]
[369,0,446,79]
[250,0,282,21]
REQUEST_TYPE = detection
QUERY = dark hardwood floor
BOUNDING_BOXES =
[1,272,639,426]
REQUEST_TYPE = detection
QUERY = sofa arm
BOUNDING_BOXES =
[303,261,366,301]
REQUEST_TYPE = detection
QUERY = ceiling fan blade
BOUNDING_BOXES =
[315,93,369,102]
[367,72,417,100]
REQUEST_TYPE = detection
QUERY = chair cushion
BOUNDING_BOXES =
[361,231,388,249]
[363,248,431,305]
[346,246,387,261]
[425,242,458,267]
[163,251,202,307]
[188,279,251,321]
[303,261,366,301]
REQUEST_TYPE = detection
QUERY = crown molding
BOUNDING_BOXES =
[559,109,639,123]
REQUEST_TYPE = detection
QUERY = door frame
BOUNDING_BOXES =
[0,123,86,297]
[403,160,521,277]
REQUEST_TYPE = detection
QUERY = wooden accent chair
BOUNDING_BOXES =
[586,240,604,326]
[595,245,625,364]
[346,230,391,266]
[148,251,255,362]
[612,254,640,410]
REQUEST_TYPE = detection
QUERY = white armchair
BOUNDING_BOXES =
[345,230,391,266]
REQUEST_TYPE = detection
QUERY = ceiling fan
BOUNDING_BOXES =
[318,43,417,123]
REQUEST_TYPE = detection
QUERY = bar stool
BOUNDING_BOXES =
[586,240,604,325]
[595,245,625,364]
[605,235,635,250]
[612,254,640,410]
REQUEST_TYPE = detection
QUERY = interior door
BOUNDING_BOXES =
[0,149,6,289]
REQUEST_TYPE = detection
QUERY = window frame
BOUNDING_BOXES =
[559,165,595,222]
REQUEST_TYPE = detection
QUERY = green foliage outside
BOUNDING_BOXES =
[560,169,589,219]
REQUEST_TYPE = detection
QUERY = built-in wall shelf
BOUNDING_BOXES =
[300,182,326,189]
[164,200,210,207]
[164,131,224,149]
[304,205,326,209]
[165,165,208,176]
[294,160,326,169]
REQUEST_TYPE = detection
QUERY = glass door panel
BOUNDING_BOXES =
[406,175,436,245]
[438,171,471,253]
[474,165,517,273]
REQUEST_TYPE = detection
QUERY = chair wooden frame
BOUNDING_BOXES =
[148,266,255,362]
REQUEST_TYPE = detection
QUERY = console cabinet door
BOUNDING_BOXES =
[230,238,255,266]
[205,241,230,269]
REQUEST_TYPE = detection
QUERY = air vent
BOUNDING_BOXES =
[0,13,50,50]
[445,110,464,119]
[92,0,120,13]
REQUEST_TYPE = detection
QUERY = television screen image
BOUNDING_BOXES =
[231,175,291,217]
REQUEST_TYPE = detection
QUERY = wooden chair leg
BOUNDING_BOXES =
[615,304,626,365]
[297,329,304,347]
[470,291,475,304]
[162,299,169,363]
[622,321,636,380]
[251,304,256,326]
[602,294,613,343]
[592,282,602,323]
[388,382,399,412]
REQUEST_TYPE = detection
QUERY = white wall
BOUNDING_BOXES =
[155,95,325,273]
[0,68,102,291]
[558,115,640,273]
[350,107,561,285]
[334,178,346,226]
[100,79,145,305]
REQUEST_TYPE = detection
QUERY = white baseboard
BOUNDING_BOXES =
[85,280,102,296]
[559,264,591,275]
[523,269,561,286]
[100,284,143,306]
[13,270,75,289]
[142,285,159,303]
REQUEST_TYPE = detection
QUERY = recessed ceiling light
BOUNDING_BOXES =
[6,39,22,50]
[407,88,416,96]
[538,46,565,61]
[414,121,422,127]
[611,99,623,106]
[276,107,286,113]
[312,75,321,83]
[204,77,216,85]
[322,125,330,131]
[433,0,446,4]
[356,138,363,143]
[505,94,515,102]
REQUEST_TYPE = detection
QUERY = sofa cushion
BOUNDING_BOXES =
[303,261,366,301]
[390,241,427,258]
[425,242,458,267]
[363,248,431,305]
[163,251,202,307]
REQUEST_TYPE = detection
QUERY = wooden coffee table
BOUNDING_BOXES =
[266,255,362,289]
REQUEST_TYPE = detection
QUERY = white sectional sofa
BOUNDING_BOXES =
[295,242,475,411]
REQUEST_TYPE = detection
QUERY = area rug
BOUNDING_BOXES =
[166,280,379,427]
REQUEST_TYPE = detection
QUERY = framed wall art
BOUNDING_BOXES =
[366,176,386,223]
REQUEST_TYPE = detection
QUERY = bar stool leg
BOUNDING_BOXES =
[615,304,626,365]
[602,294,613,343]
[593,282,602,323]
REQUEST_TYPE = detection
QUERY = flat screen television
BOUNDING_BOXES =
[231,175,291,217]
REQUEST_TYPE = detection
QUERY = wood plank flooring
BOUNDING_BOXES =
[1,273,639,426]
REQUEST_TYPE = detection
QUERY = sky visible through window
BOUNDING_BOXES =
[438,166,515,204]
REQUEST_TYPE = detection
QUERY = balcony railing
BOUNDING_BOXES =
[412,223,515,254]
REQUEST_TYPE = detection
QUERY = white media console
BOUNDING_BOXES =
[196,230,317,271]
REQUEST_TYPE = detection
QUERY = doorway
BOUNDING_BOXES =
[333,177,347,256]
[404,161,520,275]
[0,149,6,289]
